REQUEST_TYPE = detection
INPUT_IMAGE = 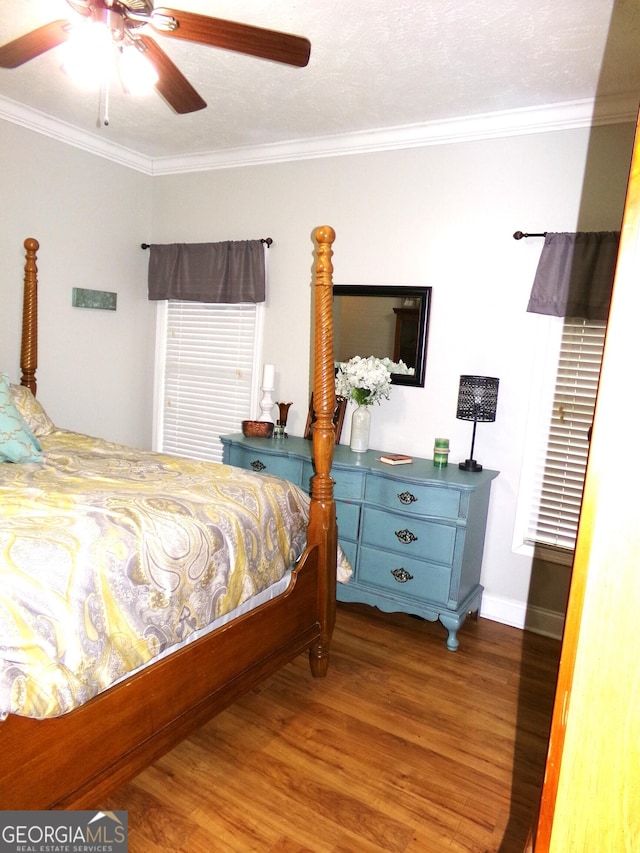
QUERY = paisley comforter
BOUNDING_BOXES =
[0,430,315,719]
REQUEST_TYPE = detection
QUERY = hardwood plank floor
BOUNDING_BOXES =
[105,603,561,852]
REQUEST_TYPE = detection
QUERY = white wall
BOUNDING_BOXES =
[151,122,635,629]
[0,120,154,447]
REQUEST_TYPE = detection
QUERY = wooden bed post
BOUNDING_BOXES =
[308,226,338,678]
[21,237,39,395]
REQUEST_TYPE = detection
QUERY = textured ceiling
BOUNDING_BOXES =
[0,0,639,165]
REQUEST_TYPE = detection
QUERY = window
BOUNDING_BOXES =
[517,317,606,561]
[154,300,264,463]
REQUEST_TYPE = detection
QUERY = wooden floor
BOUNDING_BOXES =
[105,603,561,852]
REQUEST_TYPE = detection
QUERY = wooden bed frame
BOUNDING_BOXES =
[0,227,338,809]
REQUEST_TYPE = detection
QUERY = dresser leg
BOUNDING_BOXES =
[439,613,463,651]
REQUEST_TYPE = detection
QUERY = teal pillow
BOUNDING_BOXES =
[0,373,42,462]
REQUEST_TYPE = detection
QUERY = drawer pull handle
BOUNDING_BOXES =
[395,528,418,544]
[250,459,266,471]
[391,568,413,583]
[397,491,417,505]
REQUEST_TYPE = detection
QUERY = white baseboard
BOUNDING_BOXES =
[480,592,565,641]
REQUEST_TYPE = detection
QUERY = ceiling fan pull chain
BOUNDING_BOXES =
[102,74,110,127]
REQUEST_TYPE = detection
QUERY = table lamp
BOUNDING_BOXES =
[456,375,499,472]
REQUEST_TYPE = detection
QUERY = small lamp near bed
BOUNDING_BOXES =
[456,375,499,472]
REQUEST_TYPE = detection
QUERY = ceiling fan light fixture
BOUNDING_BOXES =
[60,20,112,89]
[1,1,311,116]
[118,42,158,93]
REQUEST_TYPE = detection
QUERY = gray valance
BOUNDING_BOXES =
[147,240,266,303]
[526,231,620,321]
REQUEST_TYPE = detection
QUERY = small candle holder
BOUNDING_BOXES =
[433,437,450,467]
[258,387,275,423]
[258,364,276,423]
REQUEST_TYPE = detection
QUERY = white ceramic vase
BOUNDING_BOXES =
[350,405,371,453]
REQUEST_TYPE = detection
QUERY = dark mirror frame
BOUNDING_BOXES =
[333,285,432,387]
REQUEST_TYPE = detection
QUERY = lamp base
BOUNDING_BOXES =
[459,459,483,472]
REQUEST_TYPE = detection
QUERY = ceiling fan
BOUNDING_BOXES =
[0,0,311,114]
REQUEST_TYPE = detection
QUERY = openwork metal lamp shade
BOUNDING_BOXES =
[456,375,499,472]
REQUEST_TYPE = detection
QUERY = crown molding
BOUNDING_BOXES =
[1,92,637,176]
[153,94,638,174]
[0,95,151,173]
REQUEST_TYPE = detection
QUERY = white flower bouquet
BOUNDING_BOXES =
[335,355,399,406]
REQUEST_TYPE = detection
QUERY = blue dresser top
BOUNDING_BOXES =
[221,434,498,490]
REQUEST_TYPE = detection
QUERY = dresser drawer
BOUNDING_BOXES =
[302,461,365,501]
[340,538,358,571]
[361,506,457,566]
[336,500,360,541]
[333,467,366,500]
[364,475,462,520]
[358,545,451,605]
[228,445,302,484]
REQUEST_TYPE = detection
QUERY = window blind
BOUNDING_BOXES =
[158,301,259,463]
[526,318,606,551]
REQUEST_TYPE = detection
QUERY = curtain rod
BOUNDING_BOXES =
[140,238,273,249]
[513,231,547,240]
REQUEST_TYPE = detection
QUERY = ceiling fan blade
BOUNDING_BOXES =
[0,20,70,68]
[151,9,311,68]
[137,35,206,114]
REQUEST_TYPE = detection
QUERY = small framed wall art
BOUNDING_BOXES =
[72,288,117,310]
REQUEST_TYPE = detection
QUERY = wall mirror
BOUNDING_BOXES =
[333,285,431,387]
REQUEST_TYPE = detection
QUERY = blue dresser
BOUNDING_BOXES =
[221,434,498,650]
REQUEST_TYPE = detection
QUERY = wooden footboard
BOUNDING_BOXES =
[0,227,337,809]
[0,553,322,809]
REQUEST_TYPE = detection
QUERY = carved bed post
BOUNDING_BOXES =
[308,226,338,677]
[21,237,39,396]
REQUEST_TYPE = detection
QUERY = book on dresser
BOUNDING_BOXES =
[379,453,413,465]
[220,434,499,651]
